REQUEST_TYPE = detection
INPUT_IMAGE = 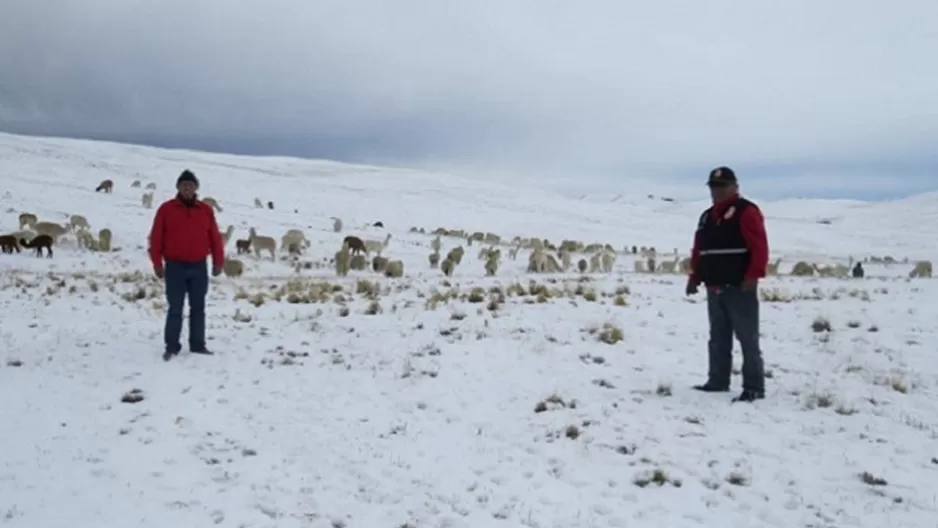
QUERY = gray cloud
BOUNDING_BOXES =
[1,0,937,196]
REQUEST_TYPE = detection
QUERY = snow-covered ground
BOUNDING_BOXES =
[0,132,936,528]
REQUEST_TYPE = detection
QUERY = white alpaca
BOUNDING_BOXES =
[364,233,391,255]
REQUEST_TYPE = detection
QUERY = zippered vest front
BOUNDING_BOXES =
[696,198,752,286]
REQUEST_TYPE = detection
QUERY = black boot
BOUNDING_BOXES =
[162,349,179,361]
[190,348,214,355]
[732,389,765,403]
[693,383,730,392]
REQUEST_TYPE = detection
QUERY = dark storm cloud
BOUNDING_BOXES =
[1,0,937,196]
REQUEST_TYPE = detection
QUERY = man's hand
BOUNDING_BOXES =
[212,266,222,277]
[685,277,699,296]
[741,277,758,291]
[154,266,164,279]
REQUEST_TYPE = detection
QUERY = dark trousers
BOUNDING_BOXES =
[164,260,209,352]
[706,286,764,392]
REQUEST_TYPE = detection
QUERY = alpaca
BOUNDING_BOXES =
[20,234,53,257]
[0,235,21,253]
[342,235,366,255]
[18,213,37,229]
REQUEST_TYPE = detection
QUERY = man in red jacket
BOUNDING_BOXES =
[148,170,225,361]
[685,167,769,402]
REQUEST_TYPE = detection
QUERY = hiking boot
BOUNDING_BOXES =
[162,349,179,361]
[693,383,730,393]
[190,348,214,355]
[732,389,765,403]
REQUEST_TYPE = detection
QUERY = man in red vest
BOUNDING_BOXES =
[148,170,224,361]
[686,167,769,402]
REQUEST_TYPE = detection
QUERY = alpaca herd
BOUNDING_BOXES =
[0,176,934,284]
[0,210,114,257]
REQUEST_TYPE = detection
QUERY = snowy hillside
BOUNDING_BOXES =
[0,132,936,528]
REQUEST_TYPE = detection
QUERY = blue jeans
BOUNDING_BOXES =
[706,286,764,392]
[164,260,209,352]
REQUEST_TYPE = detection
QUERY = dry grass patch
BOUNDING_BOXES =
[120,388,145,403]
[811,316,832,332]
[466,287,486,303]
[633,468,681,488]
[534,394,573,413]
[804,390,836,410]
[859,471,887,486]
[589,323,623,344]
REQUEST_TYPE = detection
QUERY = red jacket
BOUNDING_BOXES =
[689,194,768,285]
[149,197,224,269]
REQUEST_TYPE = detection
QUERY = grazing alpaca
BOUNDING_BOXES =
[222,258,244,277]
[20,234,53,257]
[342,235,366,255]
[0,235,21,253]
[33,222,68,243]
[236,238,251,254]
[95,179,113,193]
[18,213,37,229]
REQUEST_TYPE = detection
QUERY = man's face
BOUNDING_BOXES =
[177,181,197,200]
[708,182,736,203]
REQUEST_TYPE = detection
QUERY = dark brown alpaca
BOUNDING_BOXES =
[95,179,113,193]
[0,235,21,254]
[342,235,366,255]
[235,238,251,254]
[20,234,53,257]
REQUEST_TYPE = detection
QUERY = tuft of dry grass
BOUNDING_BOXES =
[364,300,382,315]
[804,391,836,409]
[811,316,832,333]
[633,468,680,488]
[859,471,887,486]
[534,394,572,413]
[120,388,145,403]
[467,287,486,303]
[596,323,623,344]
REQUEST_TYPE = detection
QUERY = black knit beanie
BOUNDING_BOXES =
[176,170,199,187]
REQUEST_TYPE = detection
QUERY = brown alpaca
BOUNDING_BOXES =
[20,234,53,257]
[342,235,366,255]
[0,235,21,253]
[95,179,113,193]
[235,238,251,254]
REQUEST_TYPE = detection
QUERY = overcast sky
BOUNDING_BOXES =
[1,0,936,199]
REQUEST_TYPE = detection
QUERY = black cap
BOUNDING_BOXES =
[176,169,199,187]
[707,166,737,186]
